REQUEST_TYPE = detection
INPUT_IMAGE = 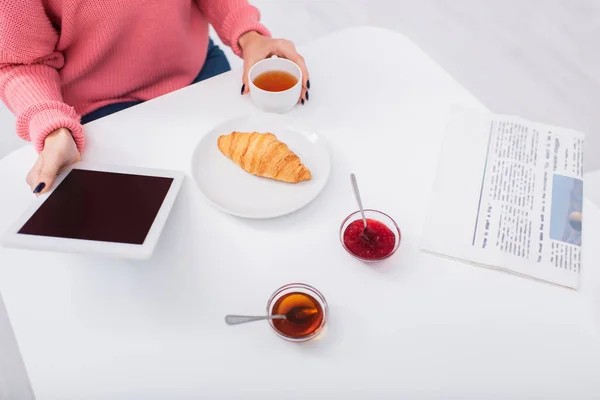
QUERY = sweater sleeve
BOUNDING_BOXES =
[195,0,271,57]
[0,0,85,153]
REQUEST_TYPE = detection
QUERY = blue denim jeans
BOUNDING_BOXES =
[81,39,231,124]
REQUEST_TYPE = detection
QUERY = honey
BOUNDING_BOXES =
[271,292,324,339]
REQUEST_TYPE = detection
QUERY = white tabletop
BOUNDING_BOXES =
[1,27,599,399]
[586,170,600,208]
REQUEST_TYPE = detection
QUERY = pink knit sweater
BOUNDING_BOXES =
[0,0,270,153]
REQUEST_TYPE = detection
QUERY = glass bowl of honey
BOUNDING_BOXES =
[266,283,328,342]
[340,209,401,262]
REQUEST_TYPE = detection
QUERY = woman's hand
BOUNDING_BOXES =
[27,128,81,195]
[239,31,310,104]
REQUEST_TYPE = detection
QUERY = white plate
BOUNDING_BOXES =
[191,114,331,218]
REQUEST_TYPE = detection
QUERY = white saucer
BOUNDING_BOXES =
[191,113,331,219]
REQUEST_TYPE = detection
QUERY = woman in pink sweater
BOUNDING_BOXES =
[0,0,310,194]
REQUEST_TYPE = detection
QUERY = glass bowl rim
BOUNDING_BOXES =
[266,282,329,342]
[339,209,401,262]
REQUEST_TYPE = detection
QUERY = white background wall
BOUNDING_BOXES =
[1,1,599,398]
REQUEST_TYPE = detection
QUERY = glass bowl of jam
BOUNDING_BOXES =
[340,209,401,262]
[266,283,328,342]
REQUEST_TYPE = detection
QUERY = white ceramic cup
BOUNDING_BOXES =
[248,56,303,114]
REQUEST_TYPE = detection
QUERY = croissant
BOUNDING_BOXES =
[217,131,312,183]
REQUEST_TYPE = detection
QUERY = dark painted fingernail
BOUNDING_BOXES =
[241,84,245,95]
[307,80,311,89]
[301,99,305,105]
[33,182,46,194]
[306,91,309,101]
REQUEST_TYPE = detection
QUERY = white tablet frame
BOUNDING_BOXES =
[1,162,184,259]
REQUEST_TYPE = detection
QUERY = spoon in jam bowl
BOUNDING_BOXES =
[350,173,370,241]
[225,306,318,326]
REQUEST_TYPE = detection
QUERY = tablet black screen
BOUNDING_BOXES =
[18,169,174,245]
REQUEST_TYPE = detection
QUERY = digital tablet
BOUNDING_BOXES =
[2,163,184,259]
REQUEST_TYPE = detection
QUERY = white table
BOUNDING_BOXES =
[1,27,599,399]
[586,170,600,208]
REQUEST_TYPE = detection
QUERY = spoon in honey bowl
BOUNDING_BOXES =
[225,306,318,326]
[350,173,371,241]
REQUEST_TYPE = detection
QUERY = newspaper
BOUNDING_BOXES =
[421,107,585,289]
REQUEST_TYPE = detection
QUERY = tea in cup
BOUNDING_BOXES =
[248,57,302,113]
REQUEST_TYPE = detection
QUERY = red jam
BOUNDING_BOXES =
[343,218,397,260]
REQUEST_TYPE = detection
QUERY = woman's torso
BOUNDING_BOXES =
[42,0,209,115]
